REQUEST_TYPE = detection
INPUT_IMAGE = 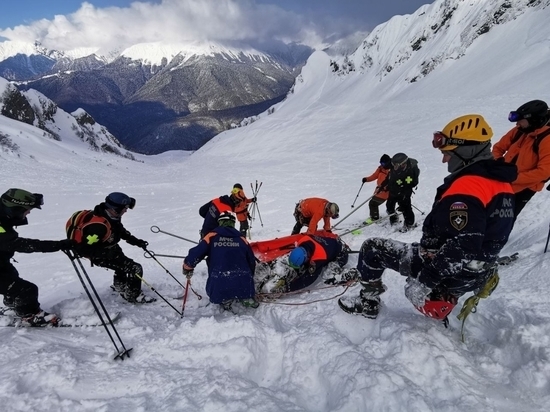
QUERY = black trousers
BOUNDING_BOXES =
[386,194,415,226]
[514,188,536,219]
[368,196,386,220]
[0,264,40,316]
[87,245,143,298]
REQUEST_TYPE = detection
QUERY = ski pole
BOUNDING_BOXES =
[150,226,199,245]
[351,183,365,208]
[66,251,132,360]
[544,222,550,253]
[412,204,425,215]
[143,250,186,259]
[332,195,373,229]
[255,201,264,227]
[143,248,202,300]
[181,277,191,318]
[132,272,182,316]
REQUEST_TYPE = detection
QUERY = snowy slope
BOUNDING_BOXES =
[0,1,549,412]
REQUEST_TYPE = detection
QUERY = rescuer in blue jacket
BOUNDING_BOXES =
[183,212,257,309]
[339,114,517,321]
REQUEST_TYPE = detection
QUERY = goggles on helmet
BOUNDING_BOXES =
[33,193,44,208]
[508,111,524,122]
[432,131,489,150]
[392,159,407,169]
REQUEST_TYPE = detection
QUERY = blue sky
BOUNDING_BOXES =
[1,0,432,32]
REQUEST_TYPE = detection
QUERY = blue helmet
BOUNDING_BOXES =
[105,192,135,212]
[288,247,307,269]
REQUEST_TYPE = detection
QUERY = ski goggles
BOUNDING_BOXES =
[432,131,488,149]
[392,159,407,169]
[508,111,522,122]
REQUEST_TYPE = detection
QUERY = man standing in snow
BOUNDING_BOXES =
[381,152,419,232]
[338,114,517,321]
[232,183,257,237]
[183,212,257,310]
[198,189,240,238]
[0,188,74,326]
[492,99,550,218]
[362,154,391,224]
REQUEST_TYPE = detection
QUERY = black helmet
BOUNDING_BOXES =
[510,100,549,129]
[105,192,135,212]
[380,154,391,168]
[1,188,43,218]
[391,153,408,169]
[233,183,243,190]
[516,100,548,119]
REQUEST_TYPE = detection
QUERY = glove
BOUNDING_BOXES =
[247,212,252,220]
[182,267,194,279]
[58,239,76,252]
[136,239,149,249]
[362,177,368,183]
[251,197,257,203]
[404,277,432,307]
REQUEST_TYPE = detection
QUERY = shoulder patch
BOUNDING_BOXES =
[449,202,468,210]
[450,210,468,231]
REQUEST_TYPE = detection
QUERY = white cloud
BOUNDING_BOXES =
[0,0,329,52]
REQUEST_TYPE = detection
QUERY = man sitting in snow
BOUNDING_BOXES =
[338,114,517,321]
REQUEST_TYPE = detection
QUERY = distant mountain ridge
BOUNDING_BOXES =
[0,76,135,160]
[0,39,312,154]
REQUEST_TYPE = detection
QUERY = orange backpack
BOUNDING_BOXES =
[66,210,112,246]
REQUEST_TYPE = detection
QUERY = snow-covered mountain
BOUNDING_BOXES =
[1,38,312,154]
[0,76,135,160]
[1,0,550,410]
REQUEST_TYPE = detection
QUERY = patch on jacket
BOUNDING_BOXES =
[450,210,468,230]
[449,202,468,210]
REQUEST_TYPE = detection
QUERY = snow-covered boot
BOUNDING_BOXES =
[240,298,259,308]
[338,279,386,319]
[122,290,156,304]
[20,310,60,327]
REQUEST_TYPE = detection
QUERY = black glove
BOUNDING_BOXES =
[251,197,257,203]
[247,212,252,220]
[182,268,194,279]
[362,177,368,183]
[58,239,76,252]
[135,239,149,249]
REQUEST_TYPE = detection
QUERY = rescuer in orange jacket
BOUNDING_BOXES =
[492,99,550,217]
[339,114,517,322]
[231,183,257,236]
[291,197,339,235]
[362,154,391,223]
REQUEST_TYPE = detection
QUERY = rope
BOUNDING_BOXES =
[257,280,358,306]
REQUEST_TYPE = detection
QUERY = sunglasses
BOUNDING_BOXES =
[432,131,488,149]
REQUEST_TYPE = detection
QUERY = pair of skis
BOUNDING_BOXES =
[335,212,402,236]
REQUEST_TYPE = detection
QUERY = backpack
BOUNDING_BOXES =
[66,210,112,245]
